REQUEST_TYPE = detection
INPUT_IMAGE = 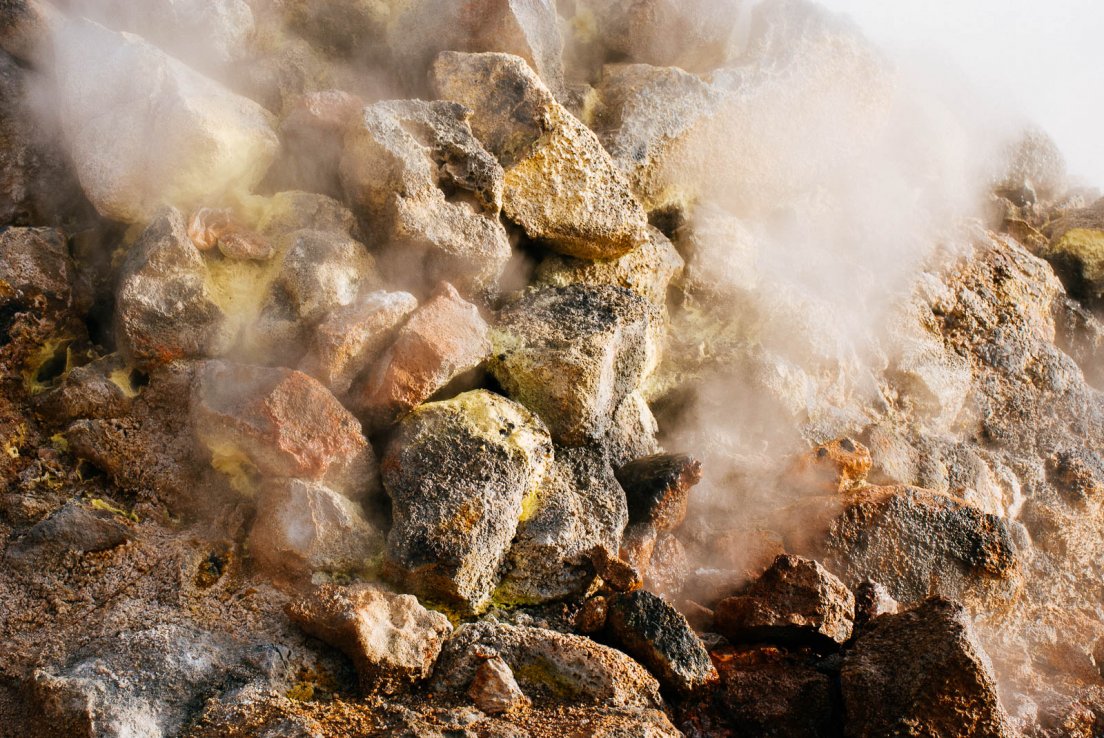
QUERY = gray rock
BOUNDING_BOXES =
[114,209,226,371]
[191,360,377,499]
[353,282,490,429]
[489,284,659,449]
[841,597,1017,738]
[6,501,131,562]
[382,390,552,614]
[340,99,510,297]
[389,0,565,95]
[497,447,628,604]
[605,590,717,695]
[592,63,726,214]
[534,225,684,307]
[298,290,418,396]
[431,51,649,260]
[714,554,856,650]
[32,624,279,738]
[52,18,278,223]
[247,478,383,578]
[431,620,663,709]
[467,656,531,715]
[286,584,452,695]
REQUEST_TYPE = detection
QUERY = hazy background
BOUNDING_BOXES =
[821,0,1104,188]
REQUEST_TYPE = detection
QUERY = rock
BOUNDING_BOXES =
[115,209,226,370]
[286,584,452,695]
[788,437,873,494]
[354,282,490,428]
[389,0,565,95]
[468,656,531,715]
[605,590,717,695]
[497,447,628,604]
[643,532,689,601]
[619,521,658,574]
[191,360,377,499]
[579,0,748,72]
[381,390,552,614]
[247,478,383,578]
[841,597,1017,738]
[38,354,135,422]
[5,501,130,562]
[615,453,701,532]
[52,18,278,223]
[254,190,357,239]
[340,100,511,296]
[591,63,726,214]
[489,284,659,449]
[678,644,838,738]
[576,596,610,634]
[32,623,279,738]
[535,226,684,306]
[589,545,643,593]
[806,485,1021,610]
[298,290,418,396]
[0,51,87,227]
[1041,198,1104,303]
[431,620,663,709]
[187,208,274,261]
[0,227,74,307]
[268,228,381,326]
[714,554,855,650]
[997,128,1067,202]
[0,0,60,64]
[431,51,649,260]
[852,580,899,629]
[1046,448,1104,504]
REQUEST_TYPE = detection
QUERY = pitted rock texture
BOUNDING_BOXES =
[615,453,702,532]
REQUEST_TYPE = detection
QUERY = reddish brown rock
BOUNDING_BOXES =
[576,596,610,634]
[714,555,855,650]
[191,360,376,499]
[852,580,899,629]
[619,522,658,575]
[286,584,452,695]
[615,453,701,531]
[789,437,873,494]
[468,656,531,715]
[354,282,490,428]
[644,532,690,601]
[0,227,74,307]
[588,545,643,593]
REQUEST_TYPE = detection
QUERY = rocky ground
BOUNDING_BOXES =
[2,1,1104,736]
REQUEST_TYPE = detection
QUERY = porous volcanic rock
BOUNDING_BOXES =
[381,390,552,614]
[615,452,702,532]
[431,620,663,709]
[841,597,1017,738]
[190,360,377,499]
[852,579,900,629]
[286,584,452,695]
[467,656,531,715]
[714,554,855,650]
[431,51,649,259]
[247,478,383,578]
[0,227,75,307]
[1041,197,1104,304]
[605,590,718,695]
[497,446,628,604]
[354,282,490,428]
[52,18,278,223]
[489,284,659,452]
[341,99,510,296]
[115,209,226,370]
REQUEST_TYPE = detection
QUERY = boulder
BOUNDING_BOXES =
[591,63,726,213]
[115,209,226,370]
[52,18,278,223]
[489,284,659,449]
[0,227,74,307]
[615,453,701,532]
[841,597,1017,738]
[497,447,628,604]
[588,545,643,593]
[381,390,552,614]
[269,229,381,325]
[805,486,1021,610]
[678,644,839,738]
[431,51,649,260]
[714,554,855,650]
[340,100,511,296]
[298,290,418,396]
[190,360,377,499]
[286,584,452,695]
[431,620,663,709]
[467,656,531,715]
[354,282,490,428]
[605,590,717,695]
[32,624,281,738]
[389,0,565,95]
[0,0,60,64]
[535,226,684,306]
[247,478,383,578]
[1041,198,1104,304]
